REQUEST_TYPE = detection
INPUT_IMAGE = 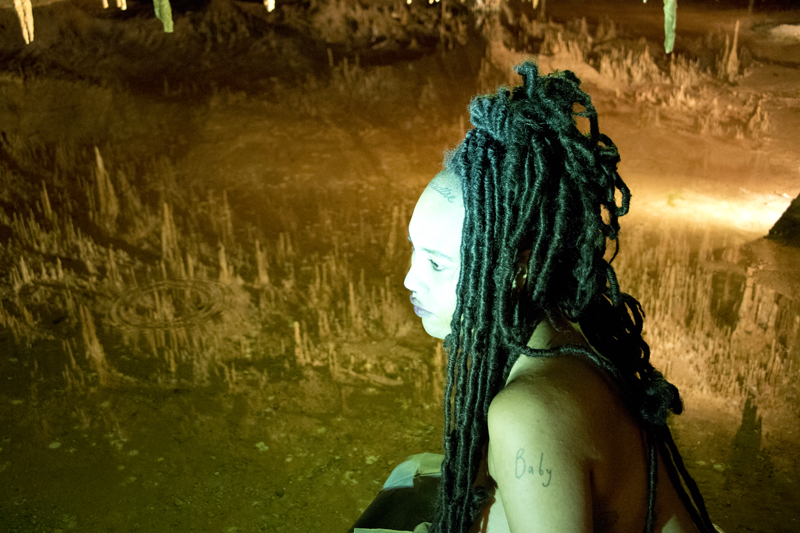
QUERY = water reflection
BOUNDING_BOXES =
[614,221,799,422]
[728,393,764,477]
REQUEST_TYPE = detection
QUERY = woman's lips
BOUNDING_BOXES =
[413,305,433,318]
[410,296,434,318]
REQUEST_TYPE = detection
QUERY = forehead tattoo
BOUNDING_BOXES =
[429,181,458,204]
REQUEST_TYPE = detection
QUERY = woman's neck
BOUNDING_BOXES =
[502,313,593,387]
[525,313,587,351]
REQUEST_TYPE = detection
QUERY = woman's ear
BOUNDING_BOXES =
[513,249,532,292]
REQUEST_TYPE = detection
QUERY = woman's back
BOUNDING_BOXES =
[477,319,700,533]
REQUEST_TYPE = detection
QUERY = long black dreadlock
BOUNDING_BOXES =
[432,62,715,533]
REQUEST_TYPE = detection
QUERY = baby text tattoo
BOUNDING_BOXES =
[514,448,552,487]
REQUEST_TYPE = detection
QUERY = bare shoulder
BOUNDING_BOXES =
[489,355,622,448]
[486,355,652,532]
[486,357,609,532]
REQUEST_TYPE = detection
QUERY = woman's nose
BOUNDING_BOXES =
[404,263,423,294]
[403,268,415,292]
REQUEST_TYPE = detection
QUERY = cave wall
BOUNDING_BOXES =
[768,192,800,246]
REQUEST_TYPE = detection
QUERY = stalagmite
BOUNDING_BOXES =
[161,203,177,260]
[19,302,34,327]
[107,248,121,287]
[348,281,364,335]
[18,256,32,285]
[294,321,307,365]
[432,343,444,401]
[222,190,234,245]
[93,147,120,230]
[79,304,110,386]
[219,244,230,282]
[725,20,741,81]
[64,288,76,319]
[255,239,269,286]
[0,303,9,329]
[41,182,54,223]
[186,251,195,279]
[167,349,176,374]
[318,309,331,338]
[385,206,400,263]
[277,232,294,263]
[13,0,34,44]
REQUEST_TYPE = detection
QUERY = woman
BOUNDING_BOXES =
[352,62,716,533]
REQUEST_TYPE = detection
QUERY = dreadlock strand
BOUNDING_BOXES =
[644,434,658,533]
[660,429,714,531]
[530,176,572,303]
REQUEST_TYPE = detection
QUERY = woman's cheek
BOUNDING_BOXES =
[445,268,460,290]
[442,269,460,311]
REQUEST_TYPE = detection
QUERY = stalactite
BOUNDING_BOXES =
[662,0,677,54]
[13,0,34,44]
[153,0,174,33]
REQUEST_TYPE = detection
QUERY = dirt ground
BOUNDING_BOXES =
[0,0,799,531]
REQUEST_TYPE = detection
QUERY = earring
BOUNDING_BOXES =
[513,249,531,292]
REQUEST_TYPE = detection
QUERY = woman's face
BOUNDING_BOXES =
[404,173,465,340]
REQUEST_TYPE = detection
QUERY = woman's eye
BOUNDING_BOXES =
[430,260,444,272]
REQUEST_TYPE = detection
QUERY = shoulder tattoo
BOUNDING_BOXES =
[514,448,553,487]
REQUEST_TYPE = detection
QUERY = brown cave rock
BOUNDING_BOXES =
[768,192,800,246]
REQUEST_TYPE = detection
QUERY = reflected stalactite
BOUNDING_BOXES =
[725,392,777,501]
[729,392,762,473]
